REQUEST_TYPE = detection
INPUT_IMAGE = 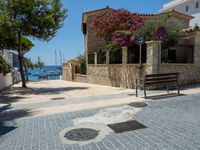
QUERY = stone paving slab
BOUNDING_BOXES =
[1,81,200,150]
[0,93,200,150]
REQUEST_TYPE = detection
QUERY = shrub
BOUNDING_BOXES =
[136,18,184,45]
[0,56,11,75]
[77,55,86,74]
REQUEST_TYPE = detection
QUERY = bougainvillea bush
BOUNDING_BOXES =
[92,9,144,47]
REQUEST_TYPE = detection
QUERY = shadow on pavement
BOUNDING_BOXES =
[0,95,28,104]
[147,93,186,100]
[0,104,35,136]
[2,86,89,95]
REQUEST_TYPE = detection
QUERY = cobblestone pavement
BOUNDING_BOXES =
[0,81,200,150]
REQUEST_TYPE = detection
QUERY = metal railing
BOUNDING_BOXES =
[127,44,147,64]
[161,44,194,64]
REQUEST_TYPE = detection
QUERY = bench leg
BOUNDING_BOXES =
[167,85,169,93]
[144,86,147,99]
[176,84,180,95]
[136,85,138,97]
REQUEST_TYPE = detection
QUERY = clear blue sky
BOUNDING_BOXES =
[26,0,171,66]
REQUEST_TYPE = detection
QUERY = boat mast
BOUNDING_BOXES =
[55,50,57,66]
[59,50,62,66]
[63,52,65,64]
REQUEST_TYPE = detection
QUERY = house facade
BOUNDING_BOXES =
[160,0,200,27]
[62,7,200,88]
[0,50,19,68]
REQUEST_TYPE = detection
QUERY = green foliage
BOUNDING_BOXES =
[98,42,122,64]
[0,56,11,75]
[34,57,45,69]
[3,0,67,41]
[99,42,122,53]
[25,58,34,70]
[77,54,86,74]
[136,18,184,45]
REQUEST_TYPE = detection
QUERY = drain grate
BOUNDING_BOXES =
[64,128,99,141]
[129,102,148,108]
[108,120,146,133]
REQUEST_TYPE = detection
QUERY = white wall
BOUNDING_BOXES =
[0,73,13,91]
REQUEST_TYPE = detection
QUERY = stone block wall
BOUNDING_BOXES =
[160,64,200,85]
[62,63,74,81]
[87,64,151,88]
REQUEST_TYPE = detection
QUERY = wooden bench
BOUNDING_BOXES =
[136,73,180,98]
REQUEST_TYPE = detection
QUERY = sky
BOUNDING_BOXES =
[26,0,171,66]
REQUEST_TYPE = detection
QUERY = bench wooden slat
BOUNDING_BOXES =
[145,80,178,86]
[145,77,178,82]
[145,73,179,78]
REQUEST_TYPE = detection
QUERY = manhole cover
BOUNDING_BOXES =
[108,120,146,133]
[129,102,148,108]
[64,128,99,141]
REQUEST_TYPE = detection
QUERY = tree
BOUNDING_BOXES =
[92,9,144,47]
[0,0,67,88]
[34,57,45,69]
[24,58,34,81]
[136,18,184,45]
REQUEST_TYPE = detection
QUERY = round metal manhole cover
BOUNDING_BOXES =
[129,102,148,108]
[64,128,99,141]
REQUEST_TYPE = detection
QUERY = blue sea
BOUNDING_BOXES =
[28,66,62,81]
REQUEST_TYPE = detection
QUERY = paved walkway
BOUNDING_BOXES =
[0,80,200,150]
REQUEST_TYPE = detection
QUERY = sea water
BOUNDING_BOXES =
[27,66,62,81]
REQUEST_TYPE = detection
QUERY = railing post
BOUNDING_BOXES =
[146,41,162,74]
[94,52,97,65]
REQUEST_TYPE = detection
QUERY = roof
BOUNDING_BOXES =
[139,9,194,21]
[82,6,113,23]
[183,26,200,33]
[81,8,193,32]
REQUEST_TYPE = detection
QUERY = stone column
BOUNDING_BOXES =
[194,31,200,66]
[106,51,110,65]
[122,46,128,65]
[94,52,97,65]
[146,41,162,74]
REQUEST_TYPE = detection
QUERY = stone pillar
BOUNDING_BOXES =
[122,46,128,65]
[194,31,200,66]
[94,52,97,65]
[106,51,110,65]
[146,41,162,74]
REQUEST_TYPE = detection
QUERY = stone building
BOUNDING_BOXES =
[82,7,193,65]
[62,7,200,88]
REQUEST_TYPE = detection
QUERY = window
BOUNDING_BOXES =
[196,2,199,8]
[186,5,189,12]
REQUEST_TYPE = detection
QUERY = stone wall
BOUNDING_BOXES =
[74,73,111,86]
[0,73,13,91]
[87,64,151,88]
[160,64,200,85]
[62,63,74,81]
